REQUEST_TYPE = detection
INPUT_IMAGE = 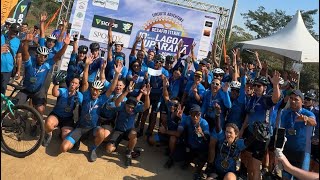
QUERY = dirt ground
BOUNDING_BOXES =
[1,84,193,180]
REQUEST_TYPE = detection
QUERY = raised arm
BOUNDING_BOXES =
[57,20,68,43]
[80,55,94,92]
[190,42,196,62]
[21,33,34,61]
[39,12,47,38]
[72,36,78,54]
[254,51,262,70]
[130,35,142,56]
[141,35,145,52]
[53,34,70,63]
[231,49,239,81]
[100,59,107,82]
[140,83,151,111]
[211,42,219,68]
[269,70,281,104]
[176,39,184,60]
[162,77,170,102]
[52,84,60,97]
[105,64,122,97]
[107,19,114,62]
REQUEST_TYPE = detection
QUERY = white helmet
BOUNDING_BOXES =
[36,46,49,55]
[230,81,241,89]
[92,80,104,90]
[279,77,284,85]
[47,34,57,40]
[5,18,16,24]
[212,68,225,74]
[114,40,124,46]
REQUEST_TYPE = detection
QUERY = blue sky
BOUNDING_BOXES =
[199,0,319,34]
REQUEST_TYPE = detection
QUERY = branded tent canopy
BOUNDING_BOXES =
[237,10,319,63]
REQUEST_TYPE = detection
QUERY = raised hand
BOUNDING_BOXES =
[63,33,71,45]
[114,63,123,74]
[101,59,107,69]
[109,19,115,28]
[141,83,151,96]
[144,72,149,80]
[135,35,142,43]
[155,42,160,51]
[269,70,281,85]
[261,61,268,69]
[63,19,68,28]
[162,77,169,88]
[231,49,237,59]
[222,82,229,92]
[176,105,185,118]
[178,39,184,49]
[127,81,135,92]
[23,33,34,42]
[40,12,47,22]
[190,42,196,50]
[85,54,94,65]
[132,74,139,81]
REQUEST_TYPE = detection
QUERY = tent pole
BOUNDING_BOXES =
[297,72,300,89]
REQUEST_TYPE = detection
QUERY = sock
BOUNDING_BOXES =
[90,145,97,151]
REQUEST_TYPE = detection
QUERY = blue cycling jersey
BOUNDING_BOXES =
[1,34,20,72]
[114,102,144,132]
[52,88,83,117]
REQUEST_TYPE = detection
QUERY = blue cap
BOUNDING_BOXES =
[115,56,124,61]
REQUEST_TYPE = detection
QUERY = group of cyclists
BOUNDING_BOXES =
[1,12,319,180]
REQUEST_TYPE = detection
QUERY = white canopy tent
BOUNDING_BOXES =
[237,10,319,63]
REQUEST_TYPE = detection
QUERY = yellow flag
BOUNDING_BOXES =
[1,0,19,25]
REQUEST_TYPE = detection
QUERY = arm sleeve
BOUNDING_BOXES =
[220,90,232,108]
[78,92,83,104]
[39,38,45,46]
[238,76,246,104]
[54,41,63,51]
[58,88,67,97]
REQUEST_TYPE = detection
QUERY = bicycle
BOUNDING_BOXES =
[1,82,44,158]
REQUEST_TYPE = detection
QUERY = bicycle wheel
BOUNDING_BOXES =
[1,104,44,158]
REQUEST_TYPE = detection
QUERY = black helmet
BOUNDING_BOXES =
[155,54,165,63]
[89,42,100,50]
[165,55,174,63]
[9,23,21,33]
[78,45,88,53]
[246,78,254,85]
[305,91,317,100]
[254,76,269,86]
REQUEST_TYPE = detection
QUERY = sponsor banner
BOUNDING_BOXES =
[92,0,120,10]
[69,0,220,59]
[88,27,131,47]
[75,0,89,11]
[136,30,194,55]
[1,0,19,25]
[150,27,182,36]
[13,0,31,24]
[92,15,133,35]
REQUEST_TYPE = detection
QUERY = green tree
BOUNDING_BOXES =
[241,6,319,41]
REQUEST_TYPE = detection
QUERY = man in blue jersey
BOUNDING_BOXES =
[60,55,123,162]
[42,72,83,147]
[281,90,317,179]
[13,33,70,116]
[1,23,21,94]
[106,83,151,167]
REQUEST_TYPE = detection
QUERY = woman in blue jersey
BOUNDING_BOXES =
[42,72,83,147]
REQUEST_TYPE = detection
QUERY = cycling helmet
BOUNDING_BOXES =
[279,77,284,85]
[6,18,16,24]
[78,45,88,53]
[246,78,254,85]
[89,42,100,50]
[114,52,126,59]
[254,76,270,86]
[155,54,165,63]
[92,80,104,90]
[36,46,49,56]
[305,91,317,100]
[230,81,241,89]
[9,23,21,33]
[53,70,67,85]
[47,34,57,40]
[165,55,174,63]
[114,40,124,47]
[212,68,225,74]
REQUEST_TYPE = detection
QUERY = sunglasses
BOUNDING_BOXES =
[155,60,163,64]
[223,67,229,70]
[78,51,87,54]
[231,88,239,92]
[47,39,56,43]
[214,74,224,77]
[133,64,140,67]
[191,112,201,117]
[304,98,312,101]
[253,84,263,88]
[211,82,220,86]
[37,54,48,58]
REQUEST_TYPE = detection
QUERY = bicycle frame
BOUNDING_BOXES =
[1,93,15,116]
